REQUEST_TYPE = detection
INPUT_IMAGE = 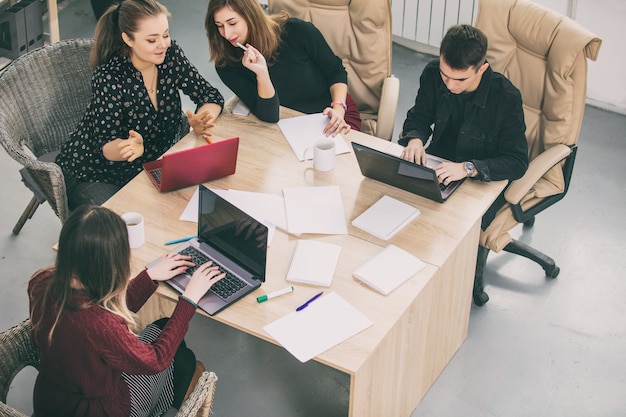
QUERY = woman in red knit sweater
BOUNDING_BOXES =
[28,205,224,417]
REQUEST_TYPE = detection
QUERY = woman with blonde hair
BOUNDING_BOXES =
[205,0,361,136]
[29,205,224,417]
[57,0,224,210]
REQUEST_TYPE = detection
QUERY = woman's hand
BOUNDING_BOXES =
[240,44,269,76]
[187,109,218,137]
[118,130,144,162]
[146,253,194,281]
[182,261,226,303]
[322,106,351,137]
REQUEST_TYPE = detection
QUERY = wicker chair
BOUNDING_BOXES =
[0,319,217,417]
[0,38,94,234]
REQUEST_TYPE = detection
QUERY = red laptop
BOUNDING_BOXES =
[143,137,239,192]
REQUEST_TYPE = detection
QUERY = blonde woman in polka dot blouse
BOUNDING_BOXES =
[56,0,225,209]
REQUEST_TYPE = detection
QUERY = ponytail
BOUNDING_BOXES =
[90,0,170,69]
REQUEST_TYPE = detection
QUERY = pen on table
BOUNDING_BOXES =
[257,286,295,303]
[204,135,212,144]
[236,42,248,51]
[296,291,323,312]
[164,235,197,245]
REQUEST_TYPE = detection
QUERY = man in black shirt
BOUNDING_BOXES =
[399,24,528,198]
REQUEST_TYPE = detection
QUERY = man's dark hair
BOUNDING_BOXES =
[440,24,488,70]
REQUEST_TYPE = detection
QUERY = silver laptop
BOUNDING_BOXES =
[147,184,267,315]
[351,142,465,203]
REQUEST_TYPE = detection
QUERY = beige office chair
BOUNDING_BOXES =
[267,0,400,141]
[472,0,602,305]
[0,319,217,417]
[0,38,93,234]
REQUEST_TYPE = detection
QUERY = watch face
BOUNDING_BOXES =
[465,162,475,175]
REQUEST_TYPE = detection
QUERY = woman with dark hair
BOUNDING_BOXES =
[28,205,224,417]
[57,0,224,210]
[205,0,361,136]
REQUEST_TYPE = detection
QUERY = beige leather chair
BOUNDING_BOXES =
[0,319,217,417]
[473,0,602,305]
[268,0,400,141]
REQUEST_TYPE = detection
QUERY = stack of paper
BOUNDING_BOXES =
[353,244,426,295]
[351,195,420,240]
[283,186,348,235]
[263,292,373,362]
[286,240,342,287]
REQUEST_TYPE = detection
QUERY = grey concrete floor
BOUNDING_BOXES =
[2,0,626,416]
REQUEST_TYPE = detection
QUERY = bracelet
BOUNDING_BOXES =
[178,295,198,309]
[330,100,347,112]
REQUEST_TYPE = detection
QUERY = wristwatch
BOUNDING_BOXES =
[464,161,476,177]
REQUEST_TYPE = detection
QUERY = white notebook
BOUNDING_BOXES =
[286,240,342,287]
[351,195,420,240]
[353,244,425,295]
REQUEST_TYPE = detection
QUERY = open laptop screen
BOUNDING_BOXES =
[198,185,267,281]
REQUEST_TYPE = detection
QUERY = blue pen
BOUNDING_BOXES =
[296,291,324,312]
[164,235,197,245]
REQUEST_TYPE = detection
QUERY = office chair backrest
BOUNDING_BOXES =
[0,38,93,223]
[0,38,93,160]
[475,0,601,195]
[268,0,397,139]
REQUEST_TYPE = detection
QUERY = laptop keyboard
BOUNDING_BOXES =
[177,246,247,299]
[149,168,162,185]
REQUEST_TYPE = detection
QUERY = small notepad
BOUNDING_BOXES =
[353,244,425,295]
[351,195,420,240]
[286,240,342,287]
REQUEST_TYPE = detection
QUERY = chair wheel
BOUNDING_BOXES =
[545,265,560,278]
[473,291,489,306]
[523,217,535,228]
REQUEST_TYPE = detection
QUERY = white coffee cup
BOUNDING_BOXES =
[303,138,336,172]
[121,212,145,249]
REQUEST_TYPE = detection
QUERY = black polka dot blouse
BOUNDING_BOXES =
[56,41,224,187]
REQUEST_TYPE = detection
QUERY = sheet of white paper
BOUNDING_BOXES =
[282,186,348,235]
[286,240,342,286]
[277,113,352,161]
[263,292,373,362]
[179,187,200,222]
[385,142,406,157]
[232,98,250,116]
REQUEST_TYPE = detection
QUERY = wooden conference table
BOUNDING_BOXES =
[103,104,506,417]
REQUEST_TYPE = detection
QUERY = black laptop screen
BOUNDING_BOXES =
[197,185,267,281]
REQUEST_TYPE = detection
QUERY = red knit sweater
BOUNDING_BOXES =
[28,269,197,417]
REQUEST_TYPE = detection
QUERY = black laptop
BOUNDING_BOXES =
[148,184,268,315]
[351,142,465,203]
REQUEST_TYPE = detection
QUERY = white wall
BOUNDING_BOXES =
[391,0,626,114]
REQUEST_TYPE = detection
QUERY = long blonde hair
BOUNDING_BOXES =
[205,0,288,67]
[91,0,170,68]
[31,205,137,345]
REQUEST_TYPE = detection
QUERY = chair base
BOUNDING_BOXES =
[472,240,560,306]
[13,195,42,235]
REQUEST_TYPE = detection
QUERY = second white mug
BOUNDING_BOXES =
[303,138,336,171]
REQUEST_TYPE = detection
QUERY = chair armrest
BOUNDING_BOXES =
[375,75,400,141]
[504,144,572,204]
[175,371,217,417]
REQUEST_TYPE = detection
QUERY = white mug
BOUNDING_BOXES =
[303,139,336,172]
[121,212,145,249]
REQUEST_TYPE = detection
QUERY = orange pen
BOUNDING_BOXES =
[204,135,212,144]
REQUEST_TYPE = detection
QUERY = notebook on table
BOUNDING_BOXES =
[147,184,268,315]
[142,137,239,192]
[351,142,464,203]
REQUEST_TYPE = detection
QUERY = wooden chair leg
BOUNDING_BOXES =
[12,195,41,235]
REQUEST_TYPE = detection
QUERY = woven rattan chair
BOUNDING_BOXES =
[0,319,217,417]
[0,38,94,234]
